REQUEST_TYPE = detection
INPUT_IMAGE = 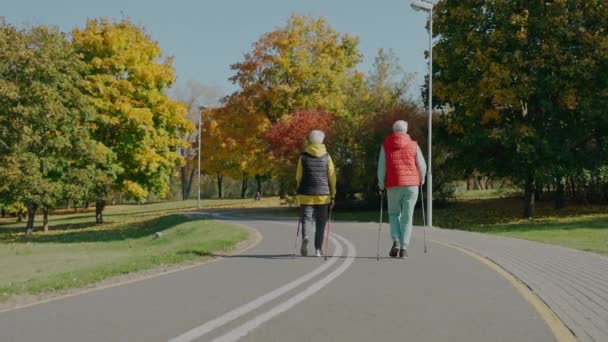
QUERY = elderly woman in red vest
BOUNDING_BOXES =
[296,130,337,257]
[377,120,426,258]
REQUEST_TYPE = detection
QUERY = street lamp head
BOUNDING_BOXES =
[411,0,433,12]
[198,105,207,111]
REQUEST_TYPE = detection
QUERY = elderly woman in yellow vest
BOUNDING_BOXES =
[296,130,337,257]
[378,120,426,258]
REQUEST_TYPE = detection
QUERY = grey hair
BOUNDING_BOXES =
[393,120,408,134]
[309,130,325,144]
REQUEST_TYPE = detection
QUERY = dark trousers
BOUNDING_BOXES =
[300,204,329,250]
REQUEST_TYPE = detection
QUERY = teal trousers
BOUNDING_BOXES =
[387,185,419,248]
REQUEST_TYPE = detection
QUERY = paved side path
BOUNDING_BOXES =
[427,227,608,342]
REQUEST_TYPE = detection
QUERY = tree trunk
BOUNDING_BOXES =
[279,180,286,199]
[185,168,196,200]
[17,209,24,222]
[95,200,106,224]
[43,206,50,232]
[180,166,188,200]
[1,207,5,218]
[25,203,37,236]
[571,177,578,201]
[499,178,508,189]
[555,177,566,209]
[535,181,544,202]
[256,175,262,194]
[466,176,471,191]
[241,175,248,198]
[474,176,483,190]
[180,166,196,200]
[217,174,223,199]
[523,175,536,218]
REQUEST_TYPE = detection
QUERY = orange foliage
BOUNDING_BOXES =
[265,110,335,162]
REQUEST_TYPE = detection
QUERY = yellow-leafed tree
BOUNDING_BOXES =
[72,18,193,222]
[201,94,273,198]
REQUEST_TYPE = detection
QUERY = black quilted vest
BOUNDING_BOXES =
[298,152,330,195]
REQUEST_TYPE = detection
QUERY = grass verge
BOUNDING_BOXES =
[0,199,261,303]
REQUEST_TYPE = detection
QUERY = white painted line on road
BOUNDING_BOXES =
[211,233,357,342]
[168,236,344,342]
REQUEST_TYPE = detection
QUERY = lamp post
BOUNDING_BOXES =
[411,0,434,228]
[197,105,207,209]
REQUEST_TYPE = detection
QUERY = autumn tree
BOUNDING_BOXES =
[433,0,608,217]
[226,14,363,195]
[265,109,334,193]
[225,94,274,196]
[201,94,273,198]
[72,18,192,222]
[229,14,362,123]
[200,106,236,198]
[172,80,224,200]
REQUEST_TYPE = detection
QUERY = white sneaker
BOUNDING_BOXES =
[315,249,323,257]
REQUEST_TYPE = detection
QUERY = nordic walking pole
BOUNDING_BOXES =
[293,206,302,258]
[324,203,333,261]
[420,185,427,254]
[376,190,384,261]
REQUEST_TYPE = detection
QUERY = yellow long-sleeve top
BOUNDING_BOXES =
[296,144,337,205]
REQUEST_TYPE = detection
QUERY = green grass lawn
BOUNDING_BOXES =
[478,215,608,254]
[0,198,275,303]
[454,188,521,201]
[432,198,608,254]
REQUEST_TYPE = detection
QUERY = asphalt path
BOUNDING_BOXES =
[0,212,556,342]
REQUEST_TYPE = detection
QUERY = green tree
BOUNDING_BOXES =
[0,20,115,234]
[433,0,608,217]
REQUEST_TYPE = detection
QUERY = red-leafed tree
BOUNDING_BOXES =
[265,110,335,194]
[266,110,334,161]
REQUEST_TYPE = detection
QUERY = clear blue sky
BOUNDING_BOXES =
[2,0,431,102]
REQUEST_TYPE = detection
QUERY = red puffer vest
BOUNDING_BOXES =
[383,133,420,188]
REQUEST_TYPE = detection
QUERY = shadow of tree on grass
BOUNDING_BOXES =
[0,214,205,244]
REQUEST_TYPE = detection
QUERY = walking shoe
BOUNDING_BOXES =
[315,249,323,257]
[399,248,408,258]
[300,236,309,256]
[389,241,399,258]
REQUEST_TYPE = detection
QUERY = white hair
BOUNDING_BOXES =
[393,120,408,134]
[309,130,325,144]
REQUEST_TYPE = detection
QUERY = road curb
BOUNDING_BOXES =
[432,239,576,342]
